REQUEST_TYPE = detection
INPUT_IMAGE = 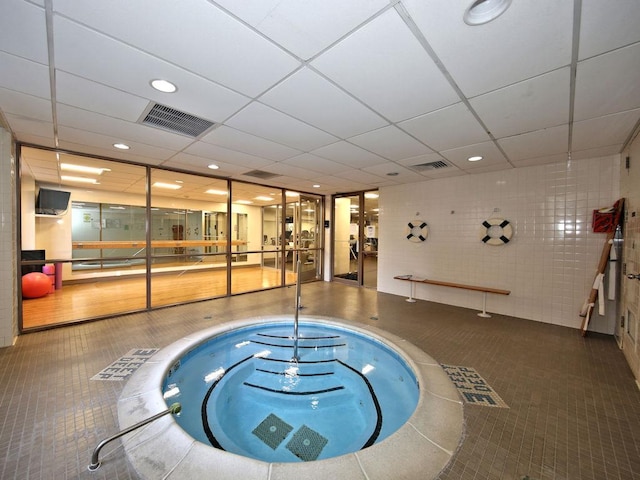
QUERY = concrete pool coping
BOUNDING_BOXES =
[117,315,464,479]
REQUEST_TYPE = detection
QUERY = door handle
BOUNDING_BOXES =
[627,274,640,280]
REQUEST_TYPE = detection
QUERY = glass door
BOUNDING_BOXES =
[332,194,360,283]
[332,191,378,287]
[363,191,378,289]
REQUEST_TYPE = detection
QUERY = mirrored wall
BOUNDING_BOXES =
[19,147,323,329]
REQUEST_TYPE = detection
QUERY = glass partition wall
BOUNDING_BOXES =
[19,147,324,330]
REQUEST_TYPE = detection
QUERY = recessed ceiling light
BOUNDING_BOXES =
[464,0,512,26]
[152,182,182,190]
[208,164,219,170]
[150,79,177,93]
[61,175,99,184]
[285,191,299,197]
[205,189,228,195]
[254,196,274,201]
[468,156,483,162]
[61,163,110,175]
[312,184,320,188]
[364,192,379,199]
[235,200,253,205]
[113,143,130,150]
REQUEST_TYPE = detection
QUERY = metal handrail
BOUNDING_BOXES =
[88,402,181,471]
[292,258,302,361]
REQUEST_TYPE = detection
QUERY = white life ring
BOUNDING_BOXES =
[407,221,428,243]
[481,218,513,245]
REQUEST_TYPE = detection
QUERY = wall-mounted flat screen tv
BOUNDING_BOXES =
[21,249,45,276]
[36,188,71,215]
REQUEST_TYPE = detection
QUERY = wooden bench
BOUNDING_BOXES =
[394,275,510,318]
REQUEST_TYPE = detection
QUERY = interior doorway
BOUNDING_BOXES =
[332,191,378,288]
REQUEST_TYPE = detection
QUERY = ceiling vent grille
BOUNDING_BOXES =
[410,160,451,171]
[141,103,214,137]
[243,169,281,180]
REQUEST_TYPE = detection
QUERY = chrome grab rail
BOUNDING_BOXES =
[293,258,302,361]
[88,402,181,471]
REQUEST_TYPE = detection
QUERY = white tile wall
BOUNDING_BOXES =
[378,156,620,331]
[0,127,17,347]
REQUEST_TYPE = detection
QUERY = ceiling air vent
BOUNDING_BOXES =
[140,103,214,137]
[243,169,281,180]
[410,160,451,171]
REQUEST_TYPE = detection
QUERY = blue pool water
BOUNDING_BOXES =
[162,321,419,463]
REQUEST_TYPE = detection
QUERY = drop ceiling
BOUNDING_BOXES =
[1,0,639,195]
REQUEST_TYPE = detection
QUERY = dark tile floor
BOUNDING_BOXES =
[1,282,638,479]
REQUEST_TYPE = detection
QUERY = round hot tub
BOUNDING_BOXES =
[118,316,464,479]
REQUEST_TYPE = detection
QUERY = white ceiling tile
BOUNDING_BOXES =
[57,127,175,165]
[53,0,301,97]
[225,102,338,151]
[439,141,510,170]
[337,168,389,184]
[572,109,640,152]
[312,173,376,191]
[403,0,573,97]
[201,126,301,161]
[1,0,48,63]
[310,141,388,169]
[56,72,149,122]
[498,125,569,161]
[0,88,52,122]
[348,125,432,161]
[281,153,350,175]
[459,162,514,175]
[399,102,490,151]
[260,67,388,138]
[579,0,640,59]
[510,153,569,168]
[5,113,53,142]
[360,163,427,183]
[53,17,250,123]
[166,152,246,176]
[574,44,640,121]
[311,8,459,122]
[570,145,623,160]
[470,68,570,138]
[183,142,273,170]
[0,51,50,99]
[258,162,317,180]
[214,0,389,60]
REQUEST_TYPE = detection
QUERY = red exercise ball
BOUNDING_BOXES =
[22,272,51,299]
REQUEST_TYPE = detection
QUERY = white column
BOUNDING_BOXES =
[0,126,17,346]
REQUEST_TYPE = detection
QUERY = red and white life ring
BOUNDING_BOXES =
[407,221,428,243]
[480,218,513,246]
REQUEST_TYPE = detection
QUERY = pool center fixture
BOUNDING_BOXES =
[118,316,464,479]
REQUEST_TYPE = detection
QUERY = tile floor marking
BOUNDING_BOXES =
[91,348,159,381]
[441,364,509,408]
